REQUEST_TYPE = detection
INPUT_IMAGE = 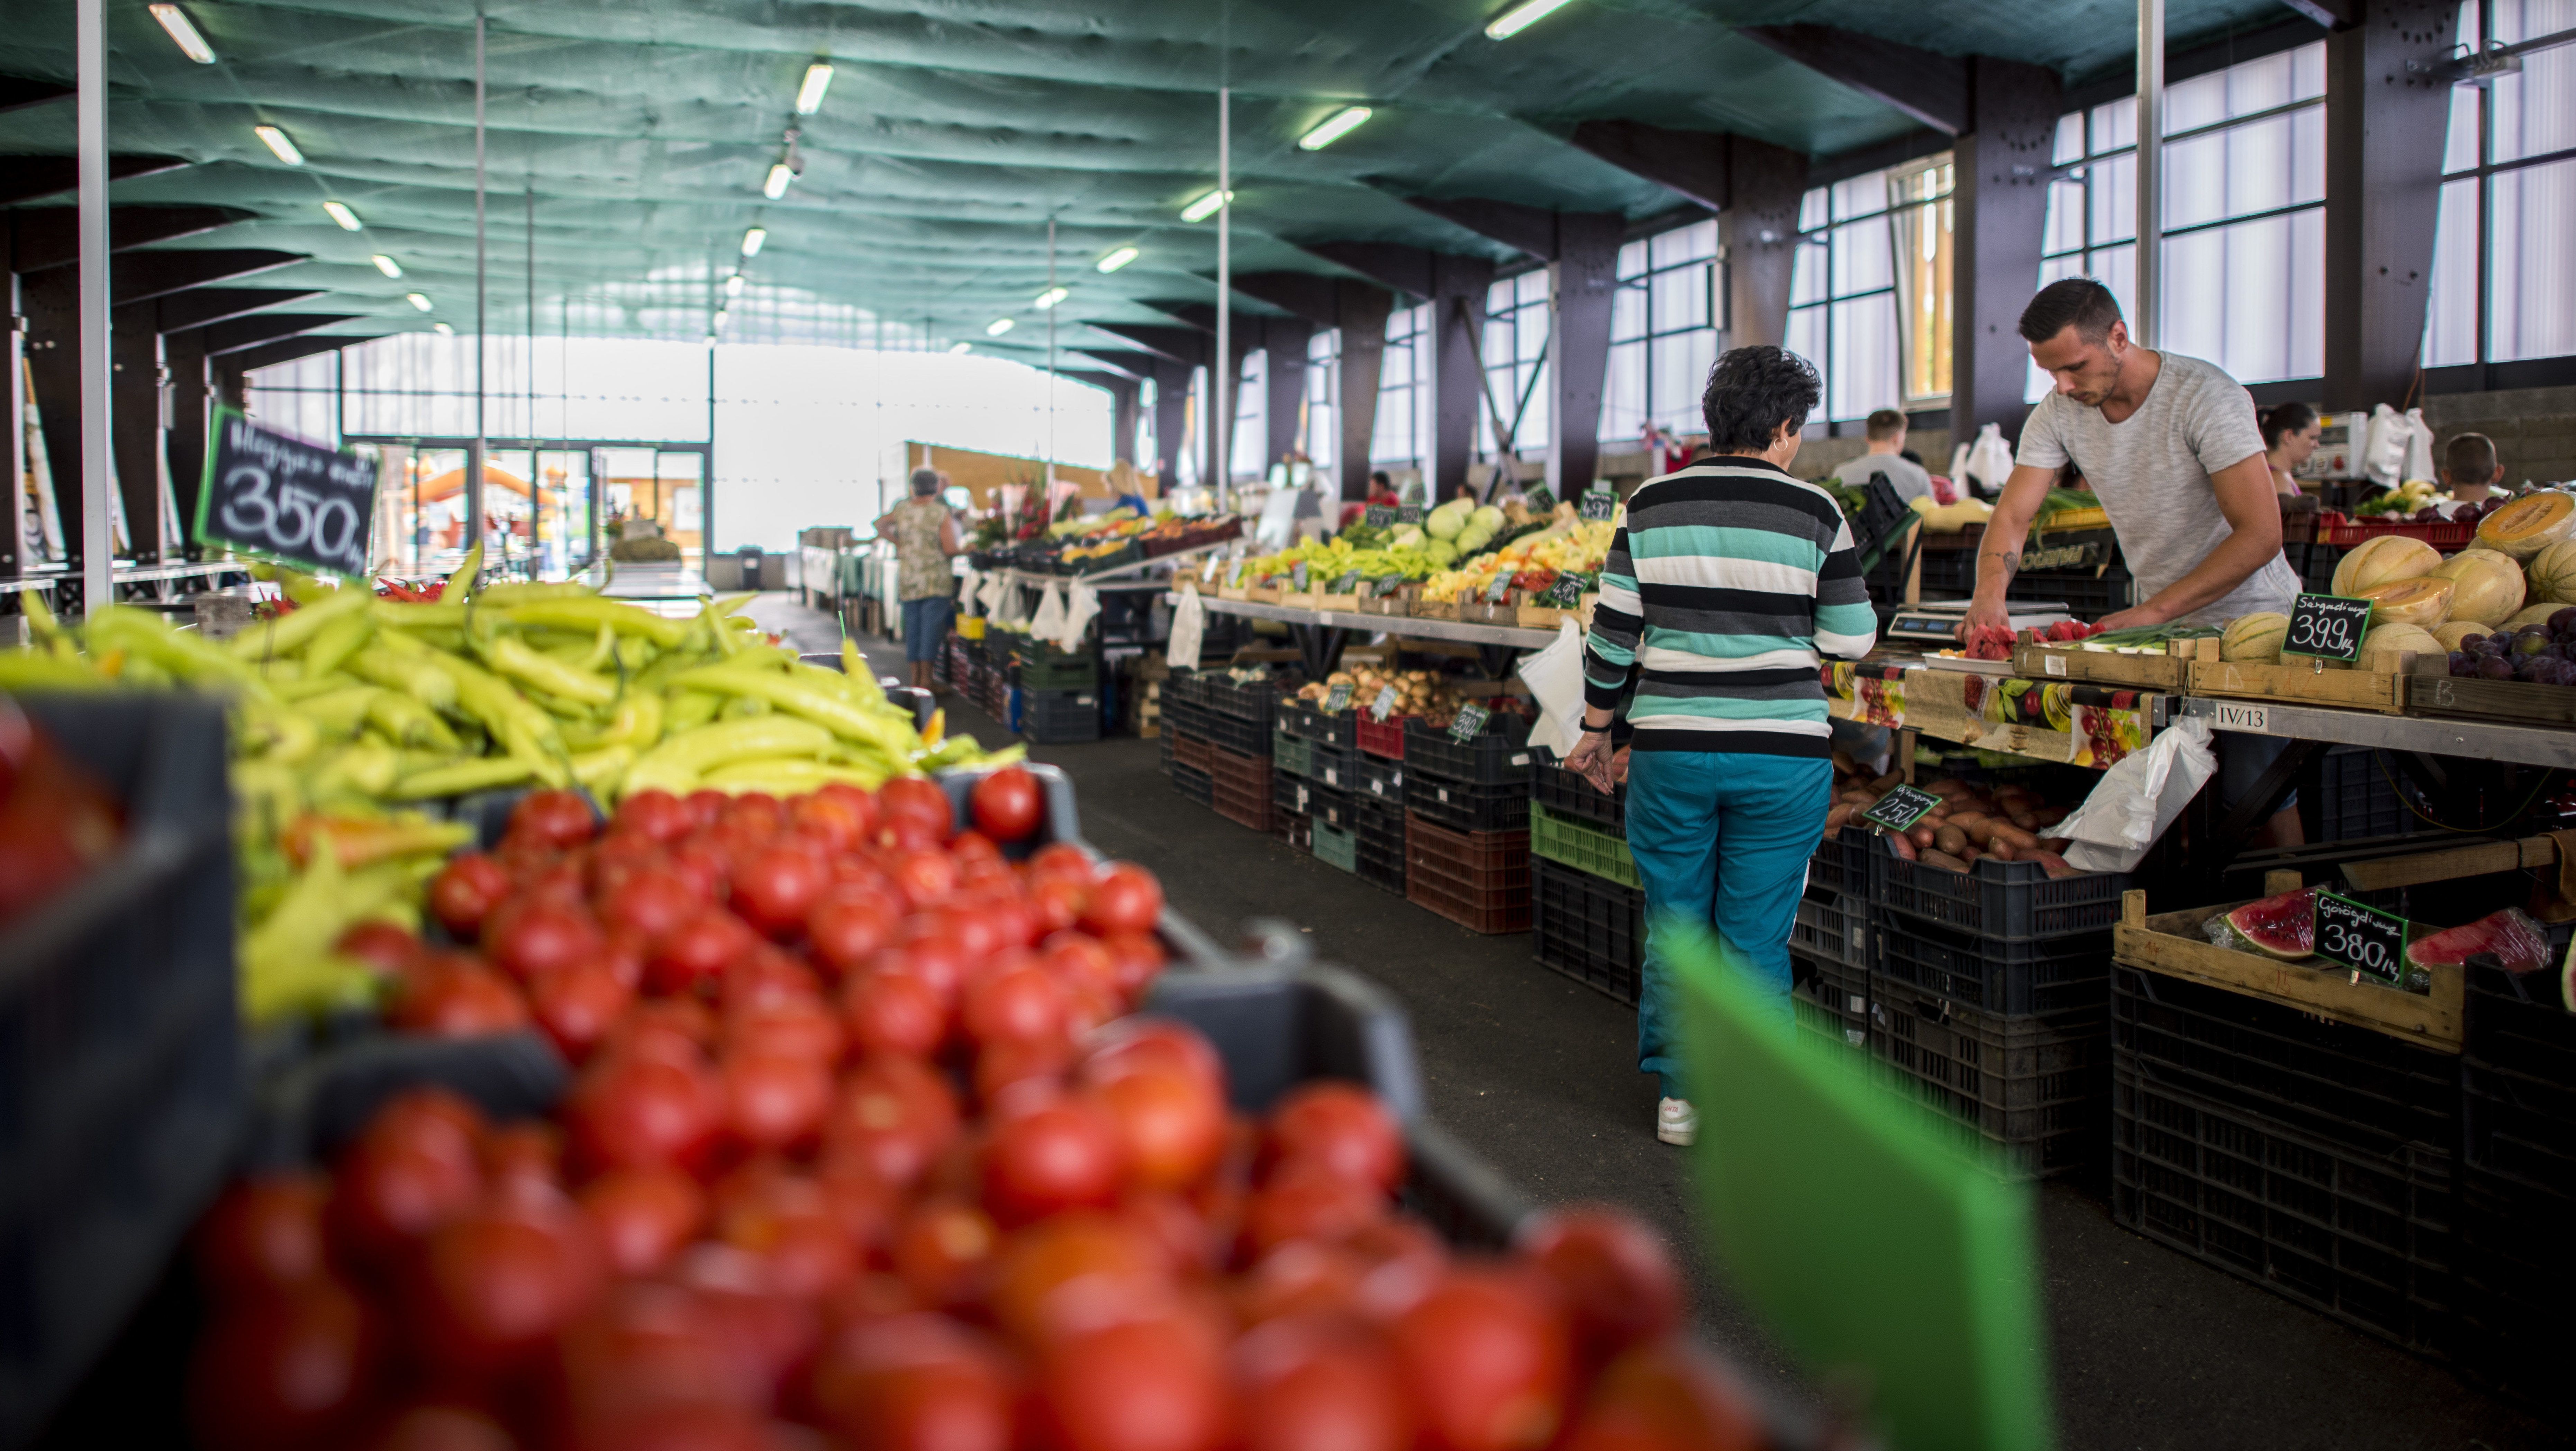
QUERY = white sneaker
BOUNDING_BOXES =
[1657,1097,1698,1146]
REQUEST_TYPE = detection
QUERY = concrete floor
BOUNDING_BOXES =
[756,594,2569,1451]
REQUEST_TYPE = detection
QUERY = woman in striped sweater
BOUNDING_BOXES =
[1563,346,1878,1146]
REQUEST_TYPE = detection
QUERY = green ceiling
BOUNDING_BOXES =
[0,0,2303,361]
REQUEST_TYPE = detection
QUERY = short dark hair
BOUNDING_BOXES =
[1701,345,1821,454]
[2018,279,2124,345]
[1369,470,1391,487]
[908,467,941,496]
[2445,431,2499,480]
[2259,402,2317,452]
[1865,408,1906,442]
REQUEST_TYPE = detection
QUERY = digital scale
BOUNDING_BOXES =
[1882,599,2076,646]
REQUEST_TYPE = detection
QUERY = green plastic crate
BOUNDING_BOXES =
[1529,801,1639,889]
[1271,729,1314,780]
[1312,819,1359,873]
[1013,656,1098,691]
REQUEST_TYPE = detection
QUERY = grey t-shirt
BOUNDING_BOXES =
[2015,351,2295,624]
[1833,452,1932,503]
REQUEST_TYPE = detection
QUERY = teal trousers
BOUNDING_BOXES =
[1625,750,1831,1100]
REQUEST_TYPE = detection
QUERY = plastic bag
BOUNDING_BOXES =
[1963,423,2015,496]
[1164,588,1205,673]
[1056,582,1099,652]
[956,567,982,619]
[1514,618,1590,759]
[2362,404,2414,490]
[2403,406,2436,487]
[1028,581,1068,641]
[2054,716,2216,873]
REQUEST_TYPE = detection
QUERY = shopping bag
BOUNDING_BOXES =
[956,567,982,618]
[1515,618,1590,760]
[2403,406,2436,486]
[2053,716,2216,873]
[1057,583,1100,651]
[1963,423,2015,496]
[1165,588,1206,673]
[1028,582,1068,642]
[2362,403,2410,490]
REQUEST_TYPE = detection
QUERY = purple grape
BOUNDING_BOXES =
[2479,654,2518,679]
[2552,607,2576,636]
[2533,657,2571,687]
[2451,650,2476,676]
[2515,629,2553,657]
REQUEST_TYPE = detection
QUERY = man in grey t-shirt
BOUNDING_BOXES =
[1962,279,2302,845]
[1832,409,1933,503]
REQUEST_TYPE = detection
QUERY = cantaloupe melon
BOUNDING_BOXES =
[2434,621,2496,651]
[2352,576,2454,629]
[2527,537,2576,604]
[2475,490,2576,559]
[2330,535,2442,596]
[2505,602,2564,630]
[2220,612,2288,663]
[2433,548,2525,624]
[2358,622,2443,668]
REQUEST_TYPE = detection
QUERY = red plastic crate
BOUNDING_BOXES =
[2315,512,2476,549]
[1354,712,1421,759]
[1404,811,1531,934]
[1208,744,1275,832]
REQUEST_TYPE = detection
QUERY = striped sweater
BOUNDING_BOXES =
[1582,456,1878,757]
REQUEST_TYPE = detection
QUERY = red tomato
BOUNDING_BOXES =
[1027,842,1097,885]
[188,1279,380,1451]
[1041,933,1119,994]
[931,902,1015,962]
[843,970,949,1060]
[889,1200,1000,1310]
[1079,864,1163,936]
[388,960,532,1038]
[1061,981,1121,1042]
[885,848,961,911]
[614,788,696,844]
[807,895,899,980]
[721,1049,832,1153]
[824,1057,963,1190]
[972,1036,1076,1109]
[948,830,1006,872]
[328,1143,484,1270]
[428,854,512,937]
[731,844,830,938]
[1558,1341,1765,1451]
[894,937,971,1005]
[725,997,845,1064]
[1390,1271,1572,1451]
[603,998,716,1063]
[566,1401,771,1451]
[335,921,425,978]
[718,792,786,834]
[960,964,1068,1050]
[981,1097,1126,1226]
[1266,1083,1405,1192]
[649,911,759,997]
[1517,1208,1684,1361]
[990,1211,1172,1345]
[600,866,703,941]
[809,1313,1018,1451]
[565,1055,723,1176]
[1232,1242,1366,1327]
[579,1166,706,1277]
[508,789,597,850]
[720,948,824,1015]
[1096,1067,1225,1193]
[530,962,635,1063]
[1232,1315,1414,1451]
[1082,1020,1227,1100]
[365,1404,514,1451]
[969,767,1045,842]
[662,841,729,902]
[878,777,954,844]
[1239,1161,1387,1259]
[489,901,605,984]
[195,1173,331,1307]
[683,788,731,829]
[1100,932,1168,1000]
[1028,875,1087,936]
[552,1282,763,1431]
[787,793,866,853]
[1036,1314,1232,1451]
[408,1193,607,1377]
[709,1168,859,1300]
[479,1121,563,1190]
[817,782,879,837]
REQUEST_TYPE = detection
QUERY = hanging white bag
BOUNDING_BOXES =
[1165,587,1206,673]
[1058,582,1100,652]
[1028,580,1069,642]
[1514,618,1591,760]
[2403,406,2437,486]
[2052,716,2218,874]
[1965,423,2016,496]
[2361,403,2410,490]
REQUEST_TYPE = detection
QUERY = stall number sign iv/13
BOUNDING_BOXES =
[1371,685,1400,722]
[1580,488,1618,522]
[1324,681,1353,712]
[1448,701,1491,743]
[195,408,379,576]
[2283,594,2374,663]
[1861,784,1943,833]
[2314,892,2409,984]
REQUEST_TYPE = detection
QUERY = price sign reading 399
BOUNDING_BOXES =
[195,409,380,576]
[2282,593,2374,664]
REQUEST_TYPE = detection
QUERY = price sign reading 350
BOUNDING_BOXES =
[195,409,380,576]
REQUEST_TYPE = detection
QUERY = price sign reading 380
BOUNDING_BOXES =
[195,409,380,577]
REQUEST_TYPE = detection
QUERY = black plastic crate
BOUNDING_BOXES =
[1787,887,1870,972]
[2463,961,2576,1125]
[2112,1066,2454,1357]
[1172,763,1213,806]
[1019,686,1103,745]
[0,696,239,1447]
[1406,774,1532,833]
[1528,748,1624,830]
[2007,564,2133,622]
[1352,796,1408,896]
[2453,1163,2574,1417]
[1532,857,1644,1006]
[1355,752,1405,806]
[1204,672,1282,725]
[1276,699,1356,748]
[1304,741,1358,796]
[1202,706,1272,759]
[1809,826,1874,898]
[1164,669,1210,709]
[1403,713,1535,786]
[2316,746,2412,842]
[1877,850,2129,940]
[1877,916,2111,1016]
[2111,965,2458,1162]
[1157,727,1175,776]
[1163,697,1212,742]
[1876,975,2107,1179]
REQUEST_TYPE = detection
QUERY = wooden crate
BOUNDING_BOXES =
[1457,601,1520,625]
[2407,671,2576,727]
[1355,592,1414,616]
[1411,599,1461,621]
[1216,585,1250,601]
[2111,885,2464,1052]
[2185,655,2434,715]
[2014,638,2204,692]
[1313,592,1361,612]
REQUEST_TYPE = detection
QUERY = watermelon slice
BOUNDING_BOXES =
[2563,937,2576,1013]
[2207,888,2316,960]
[2406,908,2550,976]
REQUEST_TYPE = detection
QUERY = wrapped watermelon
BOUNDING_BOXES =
[2205,888,2316,960]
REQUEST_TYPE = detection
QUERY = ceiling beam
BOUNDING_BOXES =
[1736,24,1970,135]
[1225,272,1340,329]
[154,288,326,334]
[2277,0,2357,26]
[201,313,365,356]
[220,334,379,376]
[113,249,307,306]
[1395,196,1564,261]
[0,154,192,207]
[0,76,72,116]
[1070,349,1154,380]
[1086,323,1206,364]
[1567,121,1731,214]
[1302,243,1436,301]
[9,206,257,271]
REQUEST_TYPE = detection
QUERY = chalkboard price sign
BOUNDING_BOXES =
[1371,684,1399,721]
[1332,570,1362,595]
[1524,486,1555,512]
[1323,681,1353,712]
[1396,505,1424,525]
[1860,784,1942,833]
[1536,571,1591,608]
[1483,573,1514,603]
[2315,892,2409,983]
[1291,561,1309,590]
[1448,701,1490,743]
[2283,593,2373,663]
[195,408,379,576]
[1579,488,1618,522]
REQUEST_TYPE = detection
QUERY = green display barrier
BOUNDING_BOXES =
[1673,929,2055,1451]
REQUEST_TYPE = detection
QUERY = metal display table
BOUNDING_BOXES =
[2177,695,2576,771]
[1172,592,1557,677]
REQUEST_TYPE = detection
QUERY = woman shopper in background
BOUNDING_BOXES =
[1564,347,1878,1147]
[2260,402,2321,496]
[874,467,962,694]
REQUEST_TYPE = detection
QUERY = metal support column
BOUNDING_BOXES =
[1952,56,2063,443]
[1549,212,1622,497]
[76,0,110,611]
[2135,0,2163,348]
[2321,0,2462,411]
[1335,282,1392,501]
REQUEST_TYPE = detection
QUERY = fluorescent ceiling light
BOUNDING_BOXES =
[432,321,454,335]
[406,292,432,312]
[1095,245,1139,274]
[1033,286,1069,310]
[370,254,402,278]
[714,309,730,330]
[1298,106,1373,151]
[794,63,835,116]
[321,200,361,231]
[1485,0,1575,39]
[149,4,216,63]
[725,273,746,296]
[986,317,1015,336]
[763,163,796,200]
[949,342,972,354]
[740,227,768,257]
[253,124,303,165]
[1179,189,1233,223]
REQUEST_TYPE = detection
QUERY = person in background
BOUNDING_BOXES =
[873,467,962,695]
[1832,408,1932,503]
[2259,402,2320,497]
[1565,345,1878,1148]
[1106,459,1154,518]
[2442,432,2506,504]
[1367,470,1400,507]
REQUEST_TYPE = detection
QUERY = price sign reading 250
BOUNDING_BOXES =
[195,410,381,576]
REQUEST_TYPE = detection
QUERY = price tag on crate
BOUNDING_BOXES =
[1448,701,1491,743]
[1371,684,1399,721]
[2283,593,2373,662]
[1373,576,1405,596]
[1537,571,1590,608]
[1332,570,1361,595]
[1292,561,1309,590]
[1364,504,1397,528]
[1524,485,1555,512]
[1579,487,1618,522]
[1860,783,1942,833]
[1324,681,1353,712]
[1397,504,1424,525]
[2315,892,2409,983]
[1483,574,1514,603]
[195,408,379,576]
[1227,558,1248,587]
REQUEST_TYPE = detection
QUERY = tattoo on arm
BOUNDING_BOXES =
[1983,550,2022,585]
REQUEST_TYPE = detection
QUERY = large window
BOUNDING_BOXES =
[2035,42,2326,394]
[1602,219,1722,444]
[1371,303,1436,474]
[1231,349,1265,482]
[1478,270,1552,461]
[1788,156,1952,425]
[2425,0,2576,369]
[1302,328,1339,474]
